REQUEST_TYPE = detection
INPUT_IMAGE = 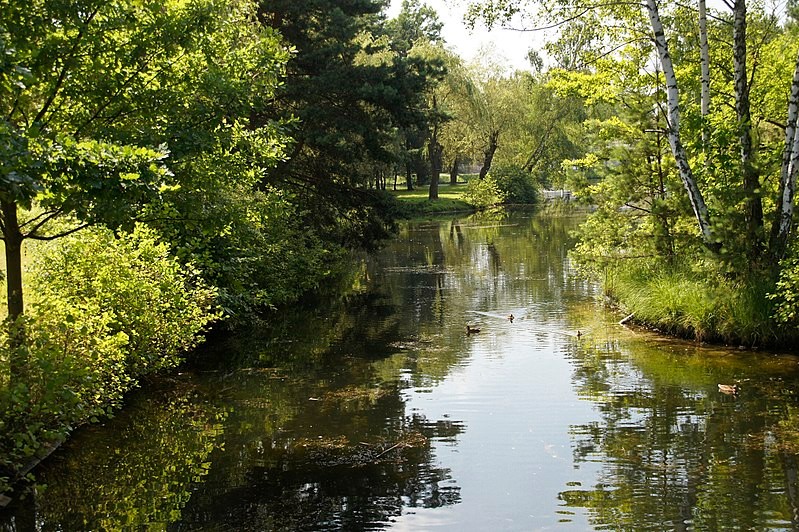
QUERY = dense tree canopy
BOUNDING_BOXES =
[256,0,443,241]
[0,0,290,324]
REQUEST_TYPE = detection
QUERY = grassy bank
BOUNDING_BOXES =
[603,262,798,348]
[390,183,474,217]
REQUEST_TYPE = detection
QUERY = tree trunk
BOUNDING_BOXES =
[3,201,24,322]
[733,0,763,260]
[770,48,799,260]
[405,162,414,190]
[523,118,559,172]
[429,139,442,200]
[450,155,460,184]
[3,200,26,379]
[478,130,499,180]
[646,0,716,249]
[699,0,711,155]
[428,94,441,200]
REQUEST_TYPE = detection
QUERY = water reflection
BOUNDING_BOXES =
[3,379,226,531]
[564,331,799,530]
[3,212,799,530]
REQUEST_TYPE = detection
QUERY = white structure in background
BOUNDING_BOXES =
[542,189,572,201]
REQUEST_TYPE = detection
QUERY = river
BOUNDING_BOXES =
[3,212,799,530]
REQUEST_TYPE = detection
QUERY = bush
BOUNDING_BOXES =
[31,225,219,378]
[770,243,799,329]
[152,177,345,320]
[462,175,506,210]
[489,165,540,205]
[0,225,219,494]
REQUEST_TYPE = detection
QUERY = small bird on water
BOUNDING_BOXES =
[507,314,514,323]
[718,383,739,395]
[466,325,481,334]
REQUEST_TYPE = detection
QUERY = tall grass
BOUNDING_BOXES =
[606,262,784,346]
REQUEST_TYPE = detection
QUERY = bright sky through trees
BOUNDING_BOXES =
[388,0,790,73]
[387,0,543,72]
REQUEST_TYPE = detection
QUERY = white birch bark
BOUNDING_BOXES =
[772,48,799,256]
[699,0,710,151]
[645,0,715,245]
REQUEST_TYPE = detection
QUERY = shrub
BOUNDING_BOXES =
[0,225,219,493]
[462,175,506,210]
[30,224,219,378]
[153,180,345,320]
[489,165,540,205]
[770,243,799,327]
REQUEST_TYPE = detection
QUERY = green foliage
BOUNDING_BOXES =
[30,225,219,376]
[386,0,444,54]
[158,182,343,319]
[462,175,506,209]
[770,241,799,327]
[0,225,219,493]
[606,261,780,345]
[140,118,339,319]
[258,0,439,244]
[489,164,539,204]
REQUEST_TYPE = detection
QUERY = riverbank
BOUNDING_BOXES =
[598,260,799,349]
[390,184,475,217]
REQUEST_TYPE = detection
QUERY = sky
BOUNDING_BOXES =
[386,0,791,74]
[386,0,546,73]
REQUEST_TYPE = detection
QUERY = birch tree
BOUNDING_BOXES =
[644,0,715,247]
[467,0,798,263]
[770,50,799,259]
[699,0,711,155]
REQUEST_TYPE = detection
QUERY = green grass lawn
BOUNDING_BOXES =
[390,182,474,217]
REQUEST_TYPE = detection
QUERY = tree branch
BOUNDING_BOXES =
[26,223,91,241]
[32,7,100,126]
[18,209,62,230]
[23,208,67,239]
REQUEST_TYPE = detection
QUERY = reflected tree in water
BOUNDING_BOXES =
[562,338,799,529]
[2,381,226,531]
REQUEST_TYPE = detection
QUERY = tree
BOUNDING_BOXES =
[258,0,440,238]
[386,0,447,194]
[467,0,799,268]
[0,0,290,363]
[386,0,444,55]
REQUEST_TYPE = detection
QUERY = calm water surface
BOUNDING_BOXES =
[4,212,799,531]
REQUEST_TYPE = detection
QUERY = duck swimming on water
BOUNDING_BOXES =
[466,325,481,334]
[718,383,739,395]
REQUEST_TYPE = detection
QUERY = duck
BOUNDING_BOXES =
[576,330,582,338]
[466,325,481,334]
[718,383,739,395]
[507,314,515,323]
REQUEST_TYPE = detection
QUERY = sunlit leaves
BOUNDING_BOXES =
[0,224,220,493]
